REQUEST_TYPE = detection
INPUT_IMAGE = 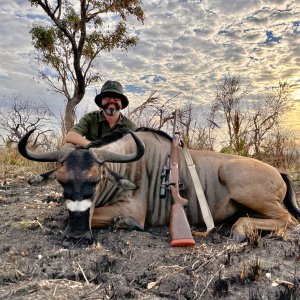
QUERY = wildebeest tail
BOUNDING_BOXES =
[281,173,300,221]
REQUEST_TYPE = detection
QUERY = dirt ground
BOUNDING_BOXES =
[0,165,299,300]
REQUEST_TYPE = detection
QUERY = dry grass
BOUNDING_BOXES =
[270,224,289,240]
[240,257,264,283]
[245,222,289,246]
[0,148,56,174]
[9,219,44,231]
[245,223,262,247]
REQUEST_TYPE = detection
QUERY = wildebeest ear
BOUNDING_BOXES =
[28,168,57,186]
[117,178,137,190]
[107,169,137,190]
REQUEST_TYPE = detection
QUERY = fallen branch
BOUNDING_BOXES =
[77,262,89,284]
[199,265,225,299]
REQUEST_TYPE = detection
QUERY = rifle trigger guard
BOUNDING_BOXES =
[168,182,184,190]
[179,183,185,191]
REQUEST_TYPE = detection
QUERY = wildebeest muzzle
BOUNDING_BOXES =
[62,206,93,248]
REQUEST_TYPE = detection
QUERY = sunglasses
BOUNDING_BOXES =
[102,96,121,102]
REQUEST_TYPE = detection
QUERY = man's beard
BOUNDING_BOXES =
[103,103,121,116]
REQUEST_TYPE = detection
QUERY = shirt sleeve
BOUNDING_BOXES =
[127,119,137,130]
[70,113,91,137]
[122,116,137,130]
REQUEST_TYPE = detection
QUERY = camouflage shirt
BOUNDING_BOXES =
[71,110,137,141]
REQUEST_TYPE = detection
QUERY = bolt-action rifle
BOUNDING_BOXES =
[169,110,195,247]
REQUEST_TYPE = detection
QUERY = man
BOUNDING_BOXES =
[65,80,136,146]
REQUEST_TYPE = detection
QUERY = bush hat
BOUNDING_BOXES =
[95,80,129,109]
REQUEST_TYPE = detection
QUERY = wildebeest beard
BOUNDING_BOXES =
[103,102,121,116]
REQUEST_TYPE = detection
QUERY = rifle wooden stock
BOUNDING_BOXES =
[169,187,195,247]
[169,132,195,247]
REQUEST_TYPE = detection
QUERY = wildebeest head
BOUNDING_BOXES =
[18,129,145,247]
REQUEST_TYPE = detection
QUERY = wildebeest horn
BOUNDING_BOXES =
[18,128,63,162]
[90,130,145,163]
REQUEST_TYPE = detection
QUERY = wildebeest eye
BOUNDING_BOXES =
[63,193,72,199]
[62,183,95,200]
[62,185,73,199]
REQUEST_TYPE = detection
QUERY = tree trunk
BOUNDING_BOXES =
[65,101,76,133]
[65,95,84,132]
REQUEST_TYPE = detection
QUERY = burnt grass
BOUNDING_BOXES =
[0,166,299,300]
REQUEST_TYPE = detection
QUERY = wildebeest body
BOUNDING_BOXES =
[89,132,298,236]
[18,129,300,245]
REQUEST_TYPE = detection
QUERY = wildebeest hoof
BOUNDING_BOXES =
[112,216,143,231]
[232,233,246,243]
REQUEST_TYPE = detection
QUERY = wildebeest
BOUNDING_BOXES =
[18,128,300,247]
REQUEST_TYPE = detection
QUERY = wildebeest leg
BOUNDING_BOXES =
[231,201,299,241]
[232,216,298,242]
[219,160,299,241]
[112,216,144,230]
[91,206,146,229]
[90,195,147,230]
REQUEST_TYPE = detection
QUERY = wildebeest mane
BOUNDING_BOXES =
[87,127,172,149]
[87,128,131,148]
[135,127,172,141]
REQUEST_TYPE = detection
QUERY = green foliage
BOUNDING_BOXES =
[220,138,251,157]
[29,1,144,75]
[30,26,56,53]
[233,138,250,157]
[28,0,145,131]
[29,0,40,6]
[65,8,81,31]
[220,146,233,155]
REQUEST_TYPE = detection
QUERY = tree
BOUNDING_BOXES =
[250,81,290,156]
[128,91,178,130]
[259,126,298,168]
[209,75,291,156]
[29,0,145,132]
[0,95,54,149]
[210,75,251,155]
[128,94,215,150]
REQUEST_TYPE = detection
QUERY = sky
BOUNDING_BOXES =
[0,0,300,139]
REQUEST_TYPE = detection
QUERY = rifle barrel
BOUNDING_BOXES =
[172,110,178,138]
